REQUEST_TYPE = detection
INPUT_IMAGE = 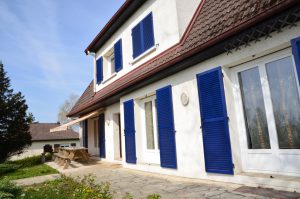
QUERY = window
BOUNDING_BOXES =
[145,101,155,149]
[132,12,155,59]
[110,56,115,73]
[239,67,271,149]
[239,56,300,150]
[266,57,300,149]
[71,143,76,147]
[143,97,159,151]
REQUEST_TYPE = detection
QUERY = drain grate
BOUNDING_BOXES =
[234,186,300,199]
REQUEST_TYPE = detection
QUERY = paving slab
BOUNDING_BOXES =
[17,162,298,199]
[13,174,60,186]
[60,163,275,199]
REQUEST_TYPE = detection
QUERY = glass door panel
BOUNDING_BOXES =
[239,67,271,149]
[145,101,155,150]
[266,57,300,149]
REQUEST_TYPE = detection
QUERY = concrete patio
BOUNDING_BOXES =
[51,162,300,199]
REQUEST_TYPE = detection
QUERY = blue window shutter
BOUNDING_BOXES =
[142,13,155,52]
[83,120,88,149]
[292,37,300,85]
[123,99,137,164]
[96,57,103,84]
[114,39,123,72]
[196,67,233,175]
[99,113,106,158]
[132,24,142,59]
[156,85,177,169]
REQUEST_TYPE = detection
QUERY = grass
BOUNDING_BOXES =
[0,154,58,180]
[2,164,58,181]
[17,174,114,199]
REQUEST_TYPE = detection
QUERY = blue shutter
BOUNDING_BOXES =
[123,99,137,164]
[132,12,155,59]
[83,120,88,149]
[96,57,103,84]
[292,37,300,85]
[156,85,177,169]
[114,39,123,72]
[142,13,155,52]
[196,67,233,175]
[132,24,142,59]
[99,113,106,158]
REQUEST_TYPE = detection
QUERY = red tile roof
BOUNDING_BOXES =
[69,0,299,117]
[30,123,79,141]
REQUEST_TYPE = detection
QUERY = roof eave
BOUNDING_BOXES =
[84,0,146,55]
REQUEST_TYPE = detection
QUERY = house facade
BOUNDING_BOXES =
[11,123,80,160]
[67,0,300,190]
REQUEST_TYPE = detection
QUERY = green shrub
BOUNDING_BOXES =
[21,174,114,199]
[45,153,53,162]
[147,193,161,199]
[0,179,21,198]
[6,155,41,168]
[0,191,14,199]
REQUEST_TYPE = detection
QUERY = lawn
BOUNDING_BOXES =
[3,164,58,181]
[0,155,58,181]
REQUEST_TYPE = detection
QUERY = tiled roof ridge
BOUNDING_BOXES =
[30,123,79,141]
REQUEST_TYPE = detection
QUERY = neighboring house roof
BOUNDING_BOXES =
[30,123,79,141]
[68,0,300,117]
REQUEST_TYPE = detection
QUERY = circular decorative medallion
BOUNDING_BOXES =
[181,92,189,106]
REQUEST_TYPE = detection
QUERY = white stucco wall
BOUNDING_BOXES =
[93,0,200,92]
[116,23,300,178]
[10,140,80,160]
[175,0,202,37]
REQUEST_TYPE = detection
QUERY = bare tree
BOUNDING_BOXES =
[58,94,79,132]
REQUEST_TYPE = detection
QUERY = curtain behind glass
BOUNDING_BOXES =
[266,57,300,149]
[145,101,155,149]
[239,67,271,149]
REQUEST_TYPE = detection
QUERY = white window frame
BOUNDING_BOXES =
[231,48,300,165]
[141,96,159,153]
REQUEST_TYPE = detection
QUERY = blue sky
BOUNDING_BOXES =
[0,0,125,122]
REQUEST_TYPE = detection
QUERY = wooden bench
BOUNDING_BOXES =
[53,153,71,169]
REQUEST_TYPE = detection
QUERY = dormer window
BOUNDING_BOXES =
[104,49,115,75]
[132,12,155,59]
[96,39,123,85]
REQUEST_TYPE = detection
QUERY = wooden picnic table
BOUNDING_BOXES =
[53,147,89,169]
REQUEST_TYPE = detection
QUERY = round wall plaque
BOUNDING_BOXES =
[181,92,189,106]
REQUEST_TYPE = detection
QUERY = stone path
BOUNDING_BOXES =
[61,163,271,199]
[13,174,60,186]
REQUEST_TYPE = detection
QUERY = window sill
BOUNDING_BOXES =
[130,44,158,65]
[101,73,117,85]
